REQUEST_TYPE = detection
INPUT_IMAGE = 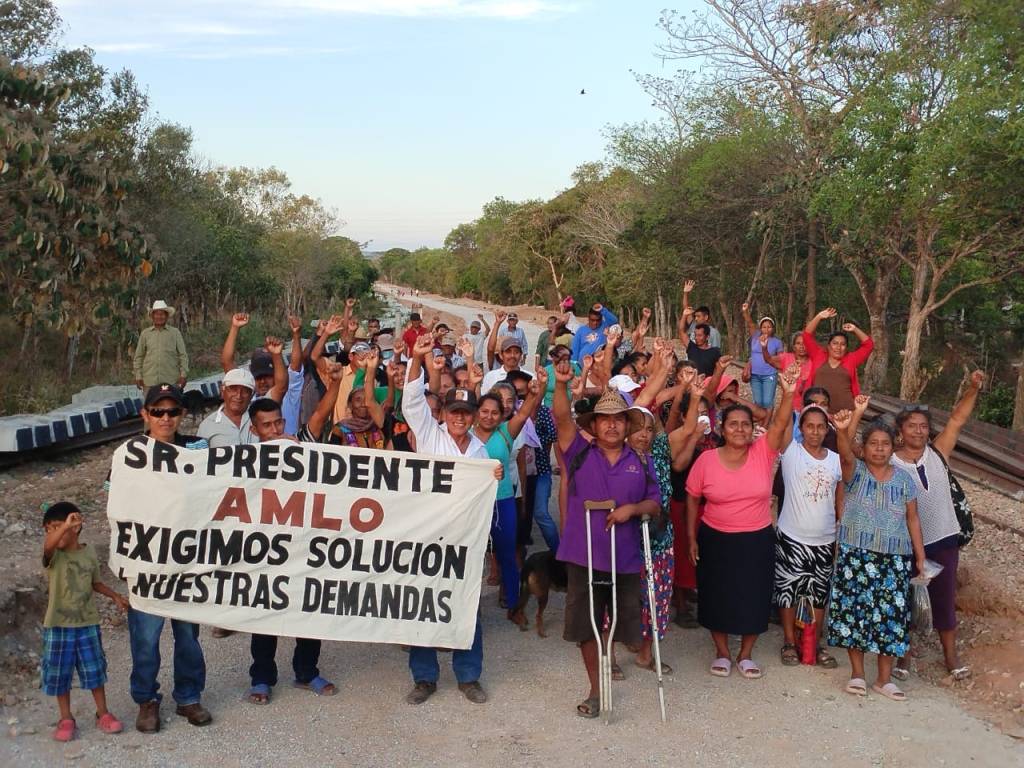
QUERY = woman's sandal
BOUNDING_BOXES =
[950,666,971,681]
[872,682,907,701]
[249,684,271,704]
[891,666,910,681]
[780,643,800,666]
[816,647,838,669]
[710,657,732,677]
[576,696,600,719]
[611,663,625,681]
[844,677,867,696]
[635,659,674,675]
[293,676,337,696]
[737,658,763,679]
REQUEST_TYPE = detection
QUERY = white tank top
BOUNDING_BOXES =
[891,445,960,546]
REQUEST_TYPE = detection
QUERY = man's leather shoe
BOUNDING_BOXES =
[175,702,212,726]
[405,681,437,705]
[136,700,160,733]
[458,681,488,704]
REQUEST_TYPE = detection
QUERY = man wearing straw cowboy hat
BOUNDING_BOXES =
[551,363,661,720]
[133,300,189,390]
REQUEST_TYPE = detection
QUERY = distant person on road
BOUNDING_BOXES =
[891,370,984,683]
[803,308,874,414]
[402,312,431,353]
[685,324,722,378]
[40,500,129,742]
[679,280,722,349]
[497,311,529,354]
[535,315,559,364]
[463,314,491,363]
[133,300,188,390]
[570,303,618,362]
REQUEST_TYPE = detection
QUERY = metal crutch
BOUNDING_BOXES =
[640,514,667,723]
[585,499,617,724]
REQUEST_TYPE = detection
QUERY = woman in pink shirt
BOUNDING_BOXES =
[686,372,796,679]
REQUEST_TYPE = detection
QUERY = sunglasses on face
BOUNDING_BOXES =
[149,407,182,418]
[902,404,930,415]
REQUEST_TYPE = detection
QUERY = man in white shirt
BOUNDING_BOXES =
[403,333,502,707]
[197,368,259,448]
[481,337,533,394]
[462,315,490,364]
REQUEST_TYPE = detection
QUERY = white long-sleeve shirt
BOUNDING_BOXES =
[402,373,489,459]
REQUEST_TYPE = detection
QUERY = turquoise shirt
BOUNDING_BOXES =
[485,424,515,500]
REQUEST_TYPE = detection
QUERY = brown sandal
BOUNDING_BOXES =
[781,643,799,666]
[816,647,838,669]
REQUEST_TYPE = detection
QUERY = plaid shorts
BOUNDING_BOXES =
[41,625,107,696]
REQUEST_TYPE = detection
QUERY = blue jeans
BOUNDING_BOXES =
[749,373,778,410]
[491,497,519,607]
[127,608,206,705]
[408,613,483,684]
[532,473,560,551]
[249,634,321,687]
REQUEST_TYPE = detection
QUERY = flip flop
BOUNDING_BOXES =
[737,658,763,679]
[611,663,625,681]
[950,666,971,681]
[872,682,907,701]
[816,647,838,669]
[891,666,910,681]
[845,677,867,696]
[635,659,674,675]
[576,696,600,719]
[293,675,337,696]
[249,684,271,704]
[710,657,732,677]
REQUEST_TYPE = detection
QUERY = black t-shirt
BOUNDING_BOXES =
[686,341,722,378]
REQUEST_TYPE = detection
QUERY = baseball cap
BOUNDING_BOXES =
[375,333,394,351]
[223,367,256,391]
[435,322,451,332]
[608,374,641,394]
[250,349,273,379]
[500,336,523,353]
[444,387,478,413]
[145,383,185,407]
[350,341,372,355]
[470,320,481,328]
[441,332,457,347]
[507,312,518,320]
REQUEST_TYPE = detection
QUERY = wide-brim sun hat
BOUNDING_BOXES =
[576,389,646,436]
[150,300,175,317]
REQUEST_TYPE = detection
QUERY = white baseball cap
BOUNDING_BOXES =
[608,374,641,394]
[222,367,255,391]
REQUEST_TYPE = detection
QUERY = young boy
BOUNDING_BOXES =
[42,501,129,742]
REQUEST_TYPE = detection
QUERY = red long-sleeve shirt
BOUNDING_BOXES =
[802,331,874,398]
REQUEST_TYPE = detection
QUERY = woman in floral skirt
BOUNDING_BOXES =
[829,395,926,701]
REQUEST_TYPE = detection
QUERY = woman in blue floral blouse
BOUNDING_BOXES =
[829,395,926,702]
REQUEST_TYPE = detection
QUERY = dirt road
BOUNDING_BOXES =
[1,288,1022,767]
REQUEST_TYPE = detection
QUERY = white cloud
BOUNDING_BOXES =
[260,0,574,19]
[91,42,163,53]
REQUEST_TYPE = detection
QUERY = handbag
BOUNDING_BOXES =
[931,446,974,548]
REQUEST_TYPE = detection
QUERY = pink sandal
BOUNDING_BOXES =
[710,657,732,677]
[96,712,124,734]
[53,718,77,742]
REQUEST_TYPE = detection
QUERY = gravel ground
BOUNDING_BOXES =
[1,290,1021,765]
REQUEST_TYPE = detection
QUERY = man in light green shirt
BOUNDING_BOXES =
[133,300,189,388]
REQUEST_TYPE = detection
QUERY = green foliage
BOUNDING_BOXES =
[978,383,1015,428]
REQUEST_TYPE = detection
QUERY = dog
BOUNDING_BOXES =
[509,550,567,638]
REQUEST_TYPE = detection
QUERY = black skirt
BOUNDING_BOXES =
[696,523,775,635]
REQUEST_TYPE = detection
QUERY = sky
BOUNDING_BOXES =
[55,0,700,250]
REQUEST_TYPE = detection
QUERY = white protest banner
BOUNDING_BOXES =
[106,436,497,649]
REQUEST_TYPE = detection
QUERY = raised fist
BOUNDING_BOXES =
[231,312,249,328]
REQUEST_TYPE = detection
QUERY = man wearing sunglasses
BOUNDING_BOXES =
[127,384,212,733]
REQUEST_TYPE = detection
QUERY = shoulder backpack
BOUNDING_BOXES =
[931,446,974,548]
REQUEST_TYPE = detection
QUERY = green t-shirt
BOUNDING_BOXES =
[44,545,101,628]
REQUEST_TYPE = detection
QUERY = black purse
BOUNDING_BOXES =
[932,447,974,548]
